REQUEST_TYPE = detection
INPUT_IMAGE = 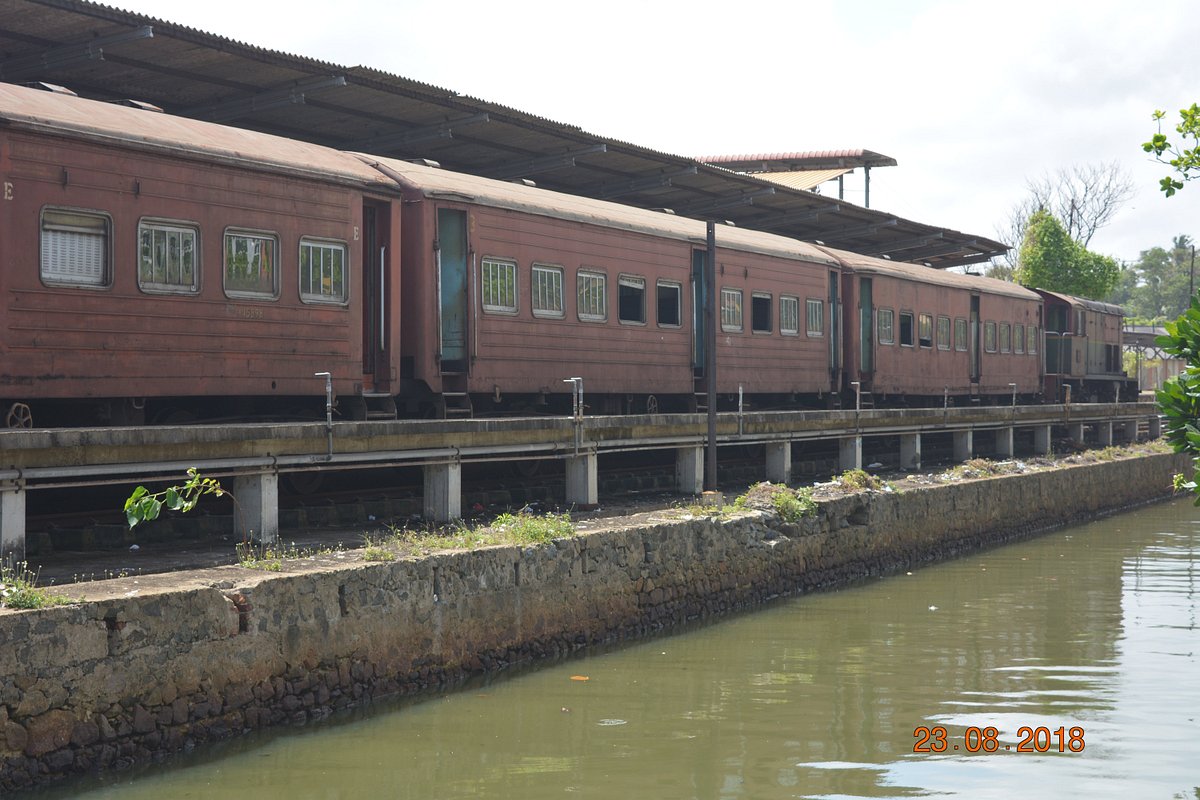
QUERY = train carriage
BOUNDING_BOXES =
[1036,290,1137,402]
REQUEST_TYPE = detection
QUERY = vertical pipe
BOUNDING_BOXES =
[705,221,718,491]
[864,166,871,208]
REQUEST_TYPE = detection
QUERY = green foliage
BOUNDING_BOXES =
[487,511,575,543]
[124,468,224,529]
[387,510,576,553]
[1154,295,1200,503]
[1016,209,1119,299]
[1143,104,1200,197]
[0,563,70,610]
[836,469,883,492]
[734,482,817,522]
[1105,236,1194,322]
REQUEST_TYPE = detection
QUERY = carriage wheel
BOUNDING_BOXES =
[5,403,32,429]
[646,394,659,415]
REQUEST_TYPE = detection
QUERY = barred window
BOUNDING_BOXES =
[721,288,743,332]
[138,219,198,294]
[806,298,824,337]
[918,313,933,348]
[300,238,347,303]
[578,270,607,321]
[877,308,895,345]
[1000,322,1011,353]
[1015,323,1025,354]
[954,318,968,351]
[937,316,951,350]
[224,230,278,299]
[41,208,110,288]
[657,281,682,327]
[984,321,997,353]
[780,295,800,335]
[899,311,914,346]
[752,292,772,334]
[481,257,517,313]
[1028,325,1038,354]
[618,275,646,324]
[532,264,564,318]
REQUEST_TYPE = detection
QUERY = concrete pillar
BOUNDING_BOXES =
[899,433,921,470]
[1067,422,1085,446]
[766,442,792,484]
[0,482,25,567]
[1097,421,1113,446]
[1033,425,1052,455]
[994,427,1014,458]
[1149,415,1162,439]
[1120,420,1138,443]
[953,430,973,462]
[566,453,598,506]
[234,472,279,545]
[423,462,461,523]
[839,436,862,472]
[675,446,704,496]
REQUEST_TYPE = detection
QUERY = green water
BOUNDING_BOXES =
[52,499,1200,799]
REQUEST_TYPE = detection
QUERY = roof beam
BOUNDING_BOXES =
[811,218,899,243]
[674,188,776,217]
[584,166,699,199]
[486,144,608,180]
[0,25,153,81]
[899,240,982,262]
[185,75,347,122]
[863,232,943,256]
[346,112,491,152]
[922,252,996,270]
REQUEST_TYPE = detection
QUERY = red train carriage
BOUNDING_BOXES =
[363,155,842,415]
[0,83,394,426]
[832,250,1044,404]
[1036,290,1137,402]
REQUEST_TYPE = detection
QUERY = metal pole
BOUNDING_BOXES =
[1190,244,1195,299]
[705,221,718,491]
[314,372,333,461]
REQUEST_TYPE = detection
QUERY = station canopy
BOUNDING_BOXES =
[0,0,1008,268]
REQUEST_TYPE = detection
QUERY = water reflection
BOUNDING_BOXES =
[54,500,1200,800]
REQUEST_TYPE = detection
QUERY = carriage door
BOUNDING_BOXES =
[361,200,391,390]
[436,209,469,373]
[858,277,873,376]
[969,294,981,382]
[828,270,840,387]
[692,249,707,373]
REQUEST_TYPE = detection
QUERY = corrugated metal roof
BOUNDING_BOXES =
[1034,290,1125,315]
[0,0,1005,269]
[749,169,852,191]
[699,150,899,170]
[826,247,1042,301]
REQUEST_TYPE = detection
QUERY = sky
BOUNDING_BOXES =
[106,0,1199,266]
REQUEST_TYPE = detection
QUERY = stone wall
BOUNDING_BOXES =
[0,452,1187,791]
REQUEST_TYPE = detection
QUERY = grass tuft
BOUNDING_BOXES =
[0,563,71,610]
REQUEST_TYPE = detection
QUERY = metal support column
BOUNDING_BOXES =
[899,433,921,470]
[423,462,462,523]
[766,442,792,485]
[675,446,704,496]
[1,482,25,566]
[566,453,598,506]
[953,430,973,462]
[234,472,280,544]
[839,436,862,471]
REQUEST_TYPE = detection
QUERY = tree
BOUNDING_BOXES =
[1143,104,1200,196]
[996,162,1135,257]
[1014,209,1120,298]
[1156,298,1200,502]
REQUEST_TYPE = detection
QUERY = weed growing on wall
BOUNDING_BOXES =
[734,482,817,523]
[0,563,70,610]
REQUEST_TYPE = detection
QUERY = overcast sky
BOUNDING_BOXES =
[110,0,1199,266]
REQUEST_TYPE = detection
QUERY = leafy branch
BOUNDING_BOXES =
[1143,103,1200,197]
[124,468,225,528]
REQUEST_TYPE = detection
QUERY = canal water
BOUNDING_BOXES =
[50,498,1200,800]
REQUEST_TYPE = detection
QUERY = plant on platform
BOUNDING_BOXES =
[123,468,225,529]
[835,469,883,492]
[387,510,576,554]
[0,562,70,610]
[362,533,397,562]
[734,482,817,522]
[488,510,575,544]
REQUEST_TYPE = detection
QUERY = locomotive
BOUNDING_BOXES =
[0,82,1134,428]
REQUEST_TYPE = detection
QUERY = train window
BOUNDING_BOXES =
[532,264,565,318]
[40,208,111,288]
[937,316,951,350]
[918,313,933,348]
[877,308,895,345]
[1015,323,1025,354]
[618,275,647,325]
[1000,322,1011,353]
[481,257,517,313]
[1028,325,1038,354]
[954,318,968,351]
[752,293,772,334]
[721,289,743,332]
[657,281,682,327]
[1076,309,1086,334]
[577,270,607,322]
[299,238,347,304]
[137,219,199,294]
[899,311,914,347]
[806,298,824,337]
[780,295,799,335]
[223,230,278,299]
[984,321,997,353]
